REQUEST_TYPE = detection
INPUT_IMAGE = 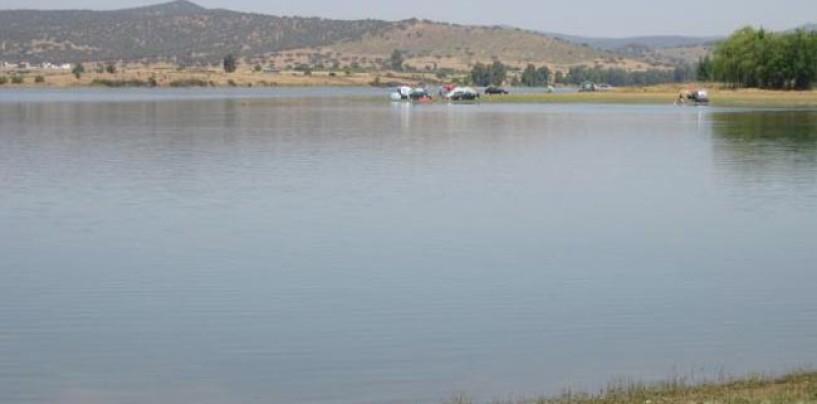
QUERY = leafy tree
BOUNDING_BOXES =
[223,54,237,73]
[696,56,713,82]
[471,61,507,86]
[72,63,85,79]
[489,61,507,86]
[520,64,550,87]
[390,49,404,71]
[711,26,817,89]
[471,62,490,86]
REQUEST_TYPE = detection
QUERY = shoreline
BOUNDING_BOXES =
[3,72,817,108]
[447,370,817,404]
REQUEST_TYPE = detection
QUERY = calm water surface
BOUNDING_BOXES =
[1,88,816,403]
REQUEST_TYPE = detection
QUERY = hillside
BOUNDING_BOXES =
[0,0,391,64]
[0,0,650,71]
[547,33,719,50]
[276,21,657,73]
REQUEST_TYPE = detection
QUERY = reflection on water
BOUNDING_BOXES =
[1,91,817,404]
[711,111,817,209]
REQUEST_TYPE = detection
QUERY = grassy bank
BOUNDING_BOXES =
[481,87,817,108]
[445,371,817,404]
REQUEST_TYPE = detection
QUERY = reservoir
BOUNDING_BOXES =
[2,88,816,403]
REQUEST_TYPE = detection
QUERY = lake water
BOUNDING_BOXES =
[2,88,816,404]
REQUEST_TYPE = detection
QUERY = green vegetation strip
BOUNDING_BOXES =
[443,371,817,404]
[479,93,672,104]
[478,91,817,108]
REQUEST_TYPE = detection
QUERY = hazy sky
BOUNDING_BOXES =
[0,0,814,37]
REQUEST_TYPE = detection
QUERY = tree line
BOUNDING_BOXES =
[562,64,696,86]
[703,27,817,90]
[468,61,695,87]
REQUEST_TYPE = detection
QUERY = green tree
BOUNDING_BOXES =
[223,54,237,73]
[489,60,507,86]
[520,64,550,87]
[470,63,490,86]
[712,26,817,89]
[72,63,85,79]
[696,56,713,82]
[389,49,404,71]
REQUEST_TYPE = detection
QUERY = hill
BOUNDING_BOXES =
[275,20,649,73]
[546,33,719,50]
[0,0,646,71]
[0,0,391,64]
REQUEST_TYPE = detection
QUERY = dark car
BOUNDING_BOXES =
[484,86,509,95]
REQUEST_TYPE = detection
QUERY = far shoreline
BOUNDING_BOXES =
[3,69,817,108]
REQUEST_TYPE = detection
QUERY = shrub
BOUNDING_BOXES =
[11,75,24,84]
[168,78,209,87]
[0,76,7,85]
[90,78,149,87]
[34,75,46,84]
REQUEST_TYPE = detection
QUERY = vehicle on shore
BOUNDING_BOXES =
[676,89,709,105]
[484,86,508,95]
[390,85,433,102]
[446,86,479,101]
[579,81,614,92]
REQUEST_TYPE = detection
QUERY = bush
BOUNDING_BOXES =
[168,78,210,87]
[227,79,237,87]
[90,78,149,87]
[34,75,46,84]
[11,75,24,84]
[0,76,7,85]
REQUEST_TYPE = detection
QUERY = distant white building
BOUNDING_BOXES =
[33,62,73,71]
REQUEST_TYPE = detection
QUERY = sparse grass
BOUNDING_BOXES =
[443,371,817,404]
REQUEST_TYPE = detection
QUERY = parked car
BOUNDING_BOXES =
[446,86,480,101]
[484,86,509,95]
